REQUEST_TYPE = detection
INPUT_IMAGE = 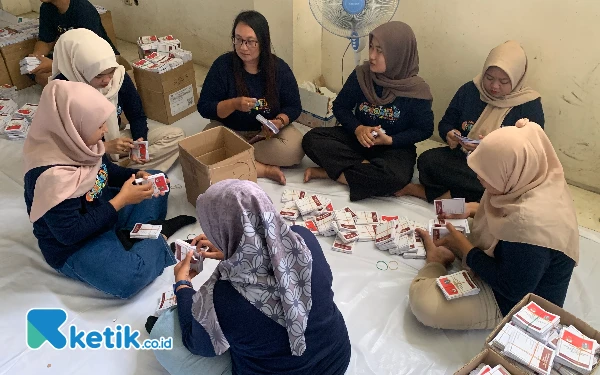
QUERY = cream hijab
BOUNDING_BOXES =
[469,40,540,139]
[51,28,124,159]
[24,80,115,222]
[467,120,579,264]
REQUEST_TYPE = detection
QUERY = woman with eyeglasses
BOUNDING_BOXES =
[197,10,304,185]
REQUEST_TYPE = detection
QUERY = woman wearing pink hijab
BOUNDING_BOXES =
[23,80,194,298]
[409,119,579,329]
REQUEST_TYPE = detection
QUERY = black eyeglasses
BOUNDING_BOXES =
[233,37,259,48]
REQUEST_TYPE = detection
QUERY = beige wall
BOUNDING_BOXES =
[319,0,600,191]
[291,0,321,83]
[0,0,31,15]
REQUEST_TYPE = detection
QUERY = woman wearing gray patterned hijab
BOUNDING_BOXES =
[151,179,350,375]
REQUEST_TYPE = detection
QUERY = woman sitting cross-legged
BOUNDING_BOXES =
[409,120,578,329]
[302,21,434,201]
[397,40,544,203]
[198,11,304,185]
[52,28,185,172]
[149,180,351,375]
[23,80,195,299]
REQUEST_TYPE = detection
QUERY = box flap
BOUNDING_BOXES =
[299,87,331,117]
[454,349,528,375]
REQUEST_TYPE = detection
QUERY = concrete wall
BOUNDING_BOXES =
[319,0,600,191]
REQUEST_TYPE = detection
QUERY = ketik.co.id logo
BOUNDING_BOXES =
[27,308,172,350]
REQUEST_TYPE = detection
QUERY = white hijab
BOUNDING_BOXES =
[51,28,125,159]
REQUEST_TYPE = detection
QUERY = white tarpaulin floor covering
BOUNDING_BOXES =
[1,87,599,375]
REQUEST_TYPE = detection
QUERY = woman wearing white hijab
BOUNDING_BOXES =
[408,120,578,330]
[51,28,185,172]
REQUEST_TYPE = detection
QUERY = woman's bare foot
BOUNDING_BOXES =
[303,167,328,183]
[256,162,286,185]
[425,245,456,266]
[394,183,427,200]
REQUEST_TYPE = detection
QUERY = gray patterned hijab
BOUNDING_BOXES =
[192,179,313,356]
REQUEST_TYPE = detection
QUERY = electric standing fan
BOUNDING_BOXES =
[309,0,400,68]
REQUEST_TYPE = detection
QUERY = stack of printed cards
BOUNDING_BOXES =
[434,198,466,215]
[173,239,204,273]
[281,189,307,203]
[469,364,513,375]
[491,322,527,352]
[436,270,480,300]
[130,223,162,239]
[156,289,177,316]
[169,49,193,63]
[294,194,330,216]
[502,333,556,375]
[15,103,38,122]
[256,114,280,134]
[354,211,379,225]
[511,302,561,342]
[331,239,355,254]
[554,325,599,375]
[130,140,149,162]
[280,201,300,220]
[3,116,29,140]
[19,56,40,75]
[375,221,397,251]
[315,211,336,237]
[0,84,16,100]
[134,173,169,195]
[335,230,359,244]
[355,224,378,242]
[0,98,18,115]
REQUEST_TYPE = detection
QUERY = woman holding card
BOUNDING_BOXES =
[408,120,578,329]
[51,28,185,172]
[397,40,544,203]
[302,21,434,201]
[198,11,304,185]
[23,80,193,299]
[149,180,351,375]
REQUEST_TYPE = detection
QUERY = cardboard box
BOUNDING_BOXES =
[454,349,529,375]
[133,60,198,124]
[485,293,600,374]
[297,87,336,128]
[0,57,10,86]
[0,38,36,90]
[100,11,117,48]
[178,126,257,206]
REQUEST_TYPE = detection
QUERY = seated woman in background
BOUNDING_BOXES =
[302,21,434,202]
[52,28,185,172]
[409,120,578,330]
[197,10,304,185]
[23,80,194,299]
[397,40,544,203]
[149,180,351,375]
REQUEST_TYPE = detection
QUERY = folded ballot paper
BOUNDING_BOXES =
[156,289,177,316]
[436,270,480,300]
[130,223,162,239]
[469,364,513,375]
[20,56,40,75]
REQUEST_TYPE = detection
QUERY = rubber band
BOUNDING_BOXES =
[376,261,388,271]
[187,233,196,240]
[388,260,399,270]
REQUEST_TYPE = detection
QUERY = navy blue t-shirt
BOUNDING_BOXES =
[175,225,351,375]
[197,52,302,132]
[438,81,544,142]
[467,240,575,316]
[332,69,434,149]
[24,155,136,269]
[39,0,119,54]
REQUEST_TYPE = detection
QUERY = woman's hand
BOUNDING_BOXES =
[355,125,380,148]
[134,171,170,198]
[438,202,479,220]
[372,127,393,146]
[191,234,225,260]
[460,135,484,152]
[104,137,134,156]
[234,97,258,113]
[446,130,461,149]
[433,223,474,259]
[516,118,529,128]
[109,175,154,210]
[30,55,52,74]
[174,251,198,288]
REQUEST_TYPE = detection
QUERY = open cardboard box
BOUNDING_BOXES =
[297,87,336,128]
[485,293,600,374]
[0,38,36,90]
[454,349,528,375]
[178,126,257,206]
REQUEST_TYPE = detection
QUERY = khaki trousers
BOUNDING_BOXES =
[119,124,185,172]
[409,262,502,330]
[204,121,305,167]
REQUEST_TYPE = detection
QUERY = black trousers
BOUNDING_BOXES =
[417,146,484,202]
[302,127,416,201]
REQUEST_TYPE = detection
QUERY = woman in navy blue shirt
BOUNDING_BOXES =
[409,121,578,329]
[150,180,351,375]
[302,21,434,201]
[397,40,544,203]
[198,11,304,186]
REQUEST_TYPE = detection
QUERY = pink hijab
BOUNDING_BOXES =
[23,80,115,222]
